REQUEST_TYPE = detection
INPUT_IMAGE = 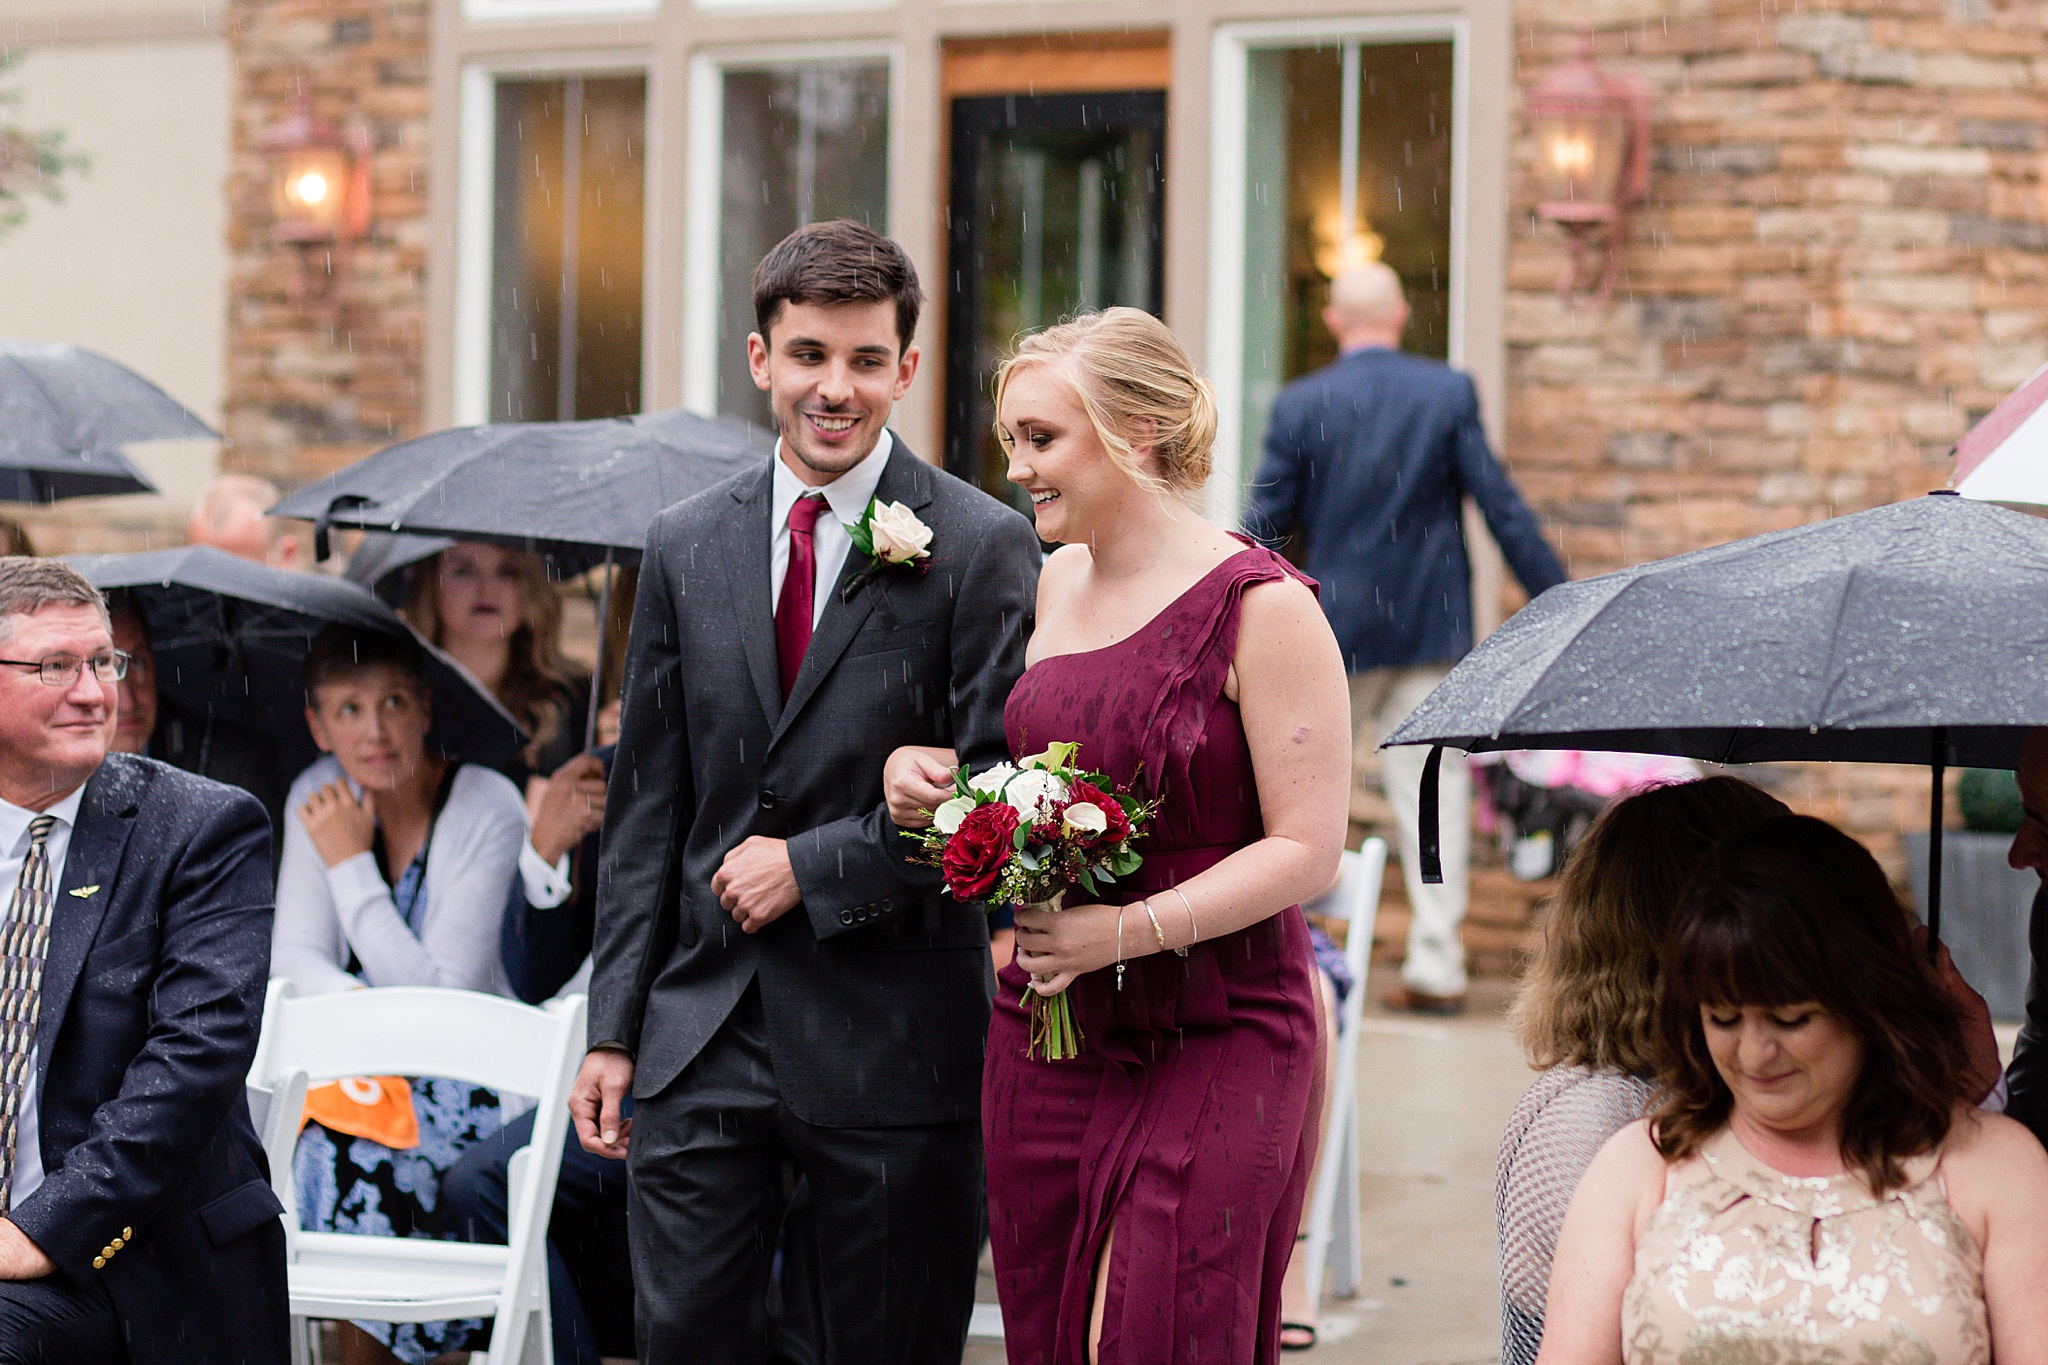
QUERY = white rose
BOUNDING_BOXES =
[969,763,1018,798]
[868,500,933,564]
[932,795,975,835]
[1062,802,1108,836]
[1004,767,1070,820]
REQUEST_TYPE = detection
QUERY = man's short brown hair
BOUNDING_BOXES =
[751,220,923,352]
[0,556,107,646]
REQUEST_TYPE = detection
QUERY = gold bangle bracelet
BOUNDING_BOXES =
[1170,886,1196,954]
[1142,899,1169,953]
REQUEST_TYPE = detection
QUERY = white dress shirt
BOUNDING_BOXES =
[0,781,86,1207]
[769,429,894,627]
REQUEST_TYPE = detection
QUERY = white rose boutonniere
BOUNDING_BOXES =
[842,498,934,600]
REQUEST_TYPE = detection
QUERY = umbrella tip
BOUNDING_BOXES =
[1929,488,1961,497]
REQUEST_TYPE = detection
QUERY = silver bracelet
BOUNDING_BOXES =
[1114,903,1127,991]
[1142,899,1170,953]
[1170,886,1196,953]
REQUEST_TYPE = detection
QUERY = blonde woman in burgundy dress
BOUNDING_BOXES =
[886,308,1350,1362]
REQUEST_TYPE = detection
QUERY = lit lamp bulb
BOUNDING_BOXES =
[291,170,330,208]
[1549,134,1594,179]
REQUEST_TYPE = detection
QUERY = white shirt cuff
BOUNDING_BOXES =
[1981,1072,2011,1113]
[519,840,574,909]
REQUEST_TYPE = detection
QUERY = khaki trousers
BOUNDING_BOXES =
[1350,665,1469,997]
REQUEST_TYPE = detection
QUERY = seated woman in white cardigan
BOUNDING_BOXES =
[274,623,528,1365]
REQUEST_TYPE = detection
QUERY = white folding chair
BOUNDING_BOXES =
[1301,839,1388,1305]
[251,980,587,1365]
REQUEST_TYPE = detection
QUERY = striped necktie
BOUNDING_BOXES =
[0,815,57,1212]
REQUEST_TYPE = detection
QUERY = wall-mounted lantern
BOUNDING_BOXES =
[258,96,371,300]
[1527,36,1650,301]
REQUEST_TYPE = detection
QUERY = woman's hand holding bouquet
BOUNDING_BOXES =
[904,742,1158,1060]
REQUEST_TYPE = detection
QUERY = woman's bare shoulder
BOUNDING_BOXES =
[1943,1105,2048,1182]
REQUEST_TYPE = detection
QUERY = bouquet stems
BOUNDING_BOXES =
[1021,892,1084,1061]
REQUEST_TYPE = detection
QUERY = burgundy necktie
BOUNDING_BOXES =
[775,493,826,699]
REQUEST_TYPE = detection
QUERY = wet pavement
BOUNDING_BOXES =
[964,977,1530,1364]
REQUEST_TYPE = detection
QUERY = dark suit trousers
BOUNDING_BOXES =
[0,1274,122,1365]
[629,983,981,1365]
[2004,883,2048,1148]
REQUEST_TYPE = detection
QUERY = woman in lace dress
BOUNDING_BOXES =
[1498,777,1787,1364]
[1538,816,2048,1365]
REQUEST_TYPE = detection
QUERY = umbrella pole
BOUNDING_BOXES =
[586,548,614,751]
[1928,726,1947,954]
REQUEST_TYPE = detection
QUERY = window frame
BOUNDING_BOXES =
[453,52,659,426]
[679,40,905,418]
[1204,15,1472,523]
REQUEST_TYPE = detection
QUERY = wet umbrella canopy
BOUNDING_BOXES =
[69,546,528,777]
[269,406,773,565]
[1385,492,2048,934]
[0,340,219,502]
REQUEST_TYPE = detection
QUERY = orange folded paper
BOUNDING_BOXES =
[300,1075,421,1149]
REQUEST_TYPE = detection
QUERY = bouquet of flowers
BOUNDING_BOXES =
[909,741,1158,1060]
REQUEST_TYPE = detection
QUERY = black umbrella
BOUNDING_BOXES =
[0,340,219,502]
[269,407,773,567]
[343,532,454,607]
[1385,491,2048,937]
[68,546,527,778]
[271,407,774,744]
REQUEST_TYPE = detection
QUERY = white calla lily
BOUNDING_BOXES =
[932,795,974,835]
[1062,802,1108,836]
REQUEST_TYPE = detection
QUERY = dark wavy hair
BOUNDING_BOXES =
[1510,777,1789,1076]
[1651,815,1968,1193]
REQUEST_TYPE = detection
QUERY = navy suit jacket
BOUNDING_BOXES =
[10,753,287,1365]
[1244,347,1567,672]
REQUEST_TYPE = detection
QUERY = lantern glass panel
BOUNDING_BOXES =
[271,146,351,232]
[1533,111,1627,211]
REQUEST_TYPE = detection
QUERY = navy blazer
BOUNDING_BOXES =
[9,753,287,1365]
[1245,347,1567,672]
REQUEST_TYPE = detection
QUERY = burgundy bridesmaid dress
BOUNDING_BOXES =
[986,544,1324,1364]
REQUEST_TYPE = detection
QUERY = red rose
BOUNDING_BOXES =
[1067,780,1132,845]
[943,802,1019,901]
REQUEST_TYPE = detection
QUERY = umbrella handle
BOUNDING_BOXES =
[1420,745,1445,885]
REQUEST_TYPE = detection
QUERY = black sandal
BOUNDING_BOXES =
[1280,1321,1318,1351]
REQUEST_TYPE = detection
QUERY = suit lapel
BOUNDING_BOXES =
[36,760,141,1072]
[717,464,784,726]
[771,445,936,745]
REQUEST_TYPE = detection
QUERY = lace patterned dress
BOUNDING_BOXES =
[1622,1127,1989,1365]
[985,545,1324,1364]
[1496,1066,1658,1365]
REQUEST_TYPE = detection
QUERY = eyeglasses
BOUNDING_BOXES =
[0,651,131,686]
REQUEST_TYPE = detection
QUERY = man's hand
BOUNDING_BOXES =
[300,780,376,869]
[0,1219,55,1280]
[713,836,800,933]
[883,745,958,829]
[530,752,608,865]
[570,1048,635,1159]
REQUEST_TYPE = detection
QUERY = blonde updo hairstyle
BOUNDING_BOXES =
[993,306,1218,495]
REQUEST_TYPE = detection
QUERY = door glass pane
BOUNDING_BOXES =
[946,92,1165,507]
[490,74,646,423]
[718,62,891,429]
[1240,42,1454,502]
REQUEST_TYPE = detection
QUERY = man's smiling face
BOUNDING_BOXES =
[747,298,920,486]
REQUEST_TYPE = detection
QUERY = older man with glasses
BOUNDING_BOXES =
[0,556,287,1365]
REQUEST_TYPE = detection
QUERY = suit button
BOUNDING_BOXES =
[880,899,893,913]
[110,1237,124,1250]
[839,910,854,926]
[92,1256,104,1270]
[758,790,776,811]
[101,1245,113,1258]
[121,1228,131,1240]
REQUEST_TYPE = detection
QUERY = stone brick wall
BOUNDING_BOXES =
[1496,0,2047,881]
[223,0,430,486]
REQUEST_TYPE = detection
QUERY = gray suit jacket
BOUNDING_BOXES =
[590,440,1041,1126]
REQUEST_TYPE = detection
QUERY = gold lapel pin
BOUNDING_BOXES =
[68,885,99,899]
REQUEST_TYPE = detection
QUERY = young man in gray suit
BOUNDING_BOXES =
[570,220,1042,1363]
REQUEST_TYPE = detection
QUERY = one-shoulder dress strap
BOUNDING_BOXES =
[1132,541,1316,796]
